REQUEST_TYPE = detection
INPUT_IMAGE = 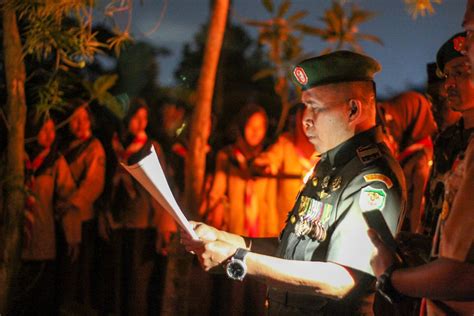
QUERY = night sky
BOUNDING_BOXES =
[109,0,465,99]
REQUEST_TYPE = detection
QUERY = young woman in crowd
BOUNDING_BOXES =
[98,98,176,315]
[11,114,80,315]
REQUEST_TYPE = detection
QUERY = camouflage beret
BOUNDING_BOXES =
[291,50,381,91]
[436,32,467,74]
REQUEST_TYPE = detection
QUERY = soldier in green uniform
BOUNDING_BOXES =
[368,32,474,316]
[182,50,405,315]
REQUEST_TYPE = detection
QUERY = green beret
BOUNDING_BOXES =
[291,50,381,91]
[436,32,467,74]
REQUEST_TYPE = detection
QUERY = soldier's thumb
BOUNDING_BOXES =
[367,228,383,248]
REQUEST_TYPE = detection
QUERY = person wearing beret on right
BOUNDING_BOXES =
[182,50,406,315]
[368,32,474,315]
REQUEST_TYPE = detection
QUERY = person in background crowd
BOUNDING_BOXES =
[378,91,437,233]
[98,98,176,316]
[254,103,318,231]
[368,32,474,316]
[200,103,278,315]
[423,61,463,236]
[426,62,462,133]
[183,51,405,315]
[203,103,279,237]
[57,99,106,313]
[10,113,80,315]
[151,98,189,195]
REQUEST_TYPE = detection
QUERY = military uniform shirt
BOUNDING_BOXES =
[269,127,406,315]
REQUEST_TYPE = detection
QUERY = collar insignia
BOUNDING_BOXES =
[357,145,382,165]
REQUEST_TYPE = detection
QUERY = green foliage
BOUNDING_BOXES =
[1,0,133,118]
[83,74,126,119]
[315,1,382,52]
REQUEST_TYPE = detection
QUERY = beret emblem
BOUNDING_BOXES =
[453,36,466,53]
[293,66,308,85]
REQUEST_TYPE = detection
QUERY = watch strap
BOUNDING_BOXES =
[233,248,249,262]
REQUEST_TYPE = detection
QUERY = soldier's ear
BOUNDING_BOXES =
[348,99,362,122]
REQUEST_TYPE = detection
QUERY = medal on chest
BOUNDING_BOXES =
[294,195,333,241]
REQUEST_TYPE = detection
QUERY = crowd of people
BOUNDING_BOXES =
[2,2,474,316]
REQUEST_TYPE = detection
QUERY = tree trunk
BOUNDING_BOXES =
[161,0,229,315]
[0,8,27,315]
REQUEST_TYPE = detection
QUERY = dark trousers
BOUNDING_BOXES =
[10,260,57,316]
[56,219,98,313]
[97,228,160,316]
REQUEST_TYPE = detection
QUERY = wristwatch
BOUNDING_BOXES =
[376,265,403,304]
[225,248,249,281]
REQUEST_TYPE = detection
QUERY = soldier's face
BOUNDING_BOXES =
[37,119,55,148]
[69,107,91,140]
[128,107,148,136]
[244,112,267,147]
[444,56,474,113]
[301,85,351,153]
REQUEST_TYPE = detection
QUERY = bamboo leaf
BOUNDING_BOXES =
[277,0,291,18]
[92,74,118,96]
[356,33,384,46]
[288,10,309,23]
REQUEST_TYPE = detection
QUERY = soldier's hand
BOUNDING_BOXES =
[191,221,221,242]
[197,240,237,272]
[180,221,219,253]
[367,228,397,277]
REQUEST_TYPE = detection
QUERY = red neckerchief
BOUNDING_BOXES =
[113,134,148,162]
[397,136,433,163]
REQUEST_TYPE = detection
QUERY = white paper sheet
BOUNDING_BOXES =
[121,146,198,240]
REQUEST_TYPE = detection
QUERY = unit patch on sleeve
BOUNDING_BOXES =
[359,186,387,211]
[363,173,393,189]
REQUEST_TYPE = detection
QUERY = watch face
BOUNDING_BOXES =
[226,259,246,281]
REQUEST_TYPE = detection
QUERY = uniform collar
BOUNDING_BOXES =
[320,126,384,168]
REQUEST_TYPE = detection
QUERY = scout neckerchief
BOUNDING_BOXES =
[228,137,263,237]
[397,136,433,164]
[112,133,148,163]
[111,133,149,198]
[110,133,152,222]
[63,136,94,165]
[23,146,58,249]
